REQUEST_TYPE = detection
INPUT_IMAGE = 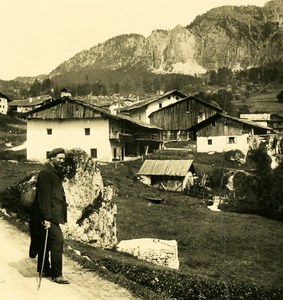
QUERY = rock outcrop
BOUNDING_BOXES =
[62,149,118,249]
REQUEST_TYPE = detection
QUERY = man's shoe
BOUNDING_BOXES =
[29,247,38,258]
[52,275,70,284]
[42,271,51,278]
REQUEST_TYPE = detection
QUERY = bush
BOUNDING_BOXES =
[0,149,26,161]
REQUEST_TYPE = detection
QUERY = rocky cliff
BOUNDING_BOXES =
[50,0,282,78]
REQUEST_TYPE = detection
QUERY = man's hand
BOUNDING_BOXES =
[42,220,51,229]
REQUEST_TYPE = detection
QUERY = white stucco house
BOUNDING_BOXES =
[23,96,162,162]
[188,113,274,154]
[0,92,10,115]
[119,90,187,123]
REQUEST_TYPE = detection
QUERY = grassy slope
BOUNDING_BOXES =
[0,113,26,150]
[232,83,283,115]
[99,160,283,289]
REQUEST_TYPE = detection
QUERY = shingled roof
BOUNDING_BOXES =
[137,160,195,177]
[188,112,274,132]
[23,96,162,130]
[120,90,187,112]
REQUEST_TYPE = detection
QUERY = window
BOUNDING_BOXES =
[208,139,212,145]
[47,128,52,135]
[159,103,162,108]
[90,148,97,158]
[227,137,237,144]
[85,128,90,135]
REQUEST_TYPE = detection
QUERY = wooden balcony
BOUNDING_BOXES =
[133,133,162,141]
[109,132,133,142]
[110,131,162,142]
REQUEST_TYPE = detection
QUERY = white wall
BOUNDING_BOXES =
[197,134,250,154]
[146,95,180,123]
[27,119,112,162]
[0,97,8,114]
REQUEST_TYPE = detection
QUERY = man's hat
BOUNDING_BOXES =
[48,148,65,159]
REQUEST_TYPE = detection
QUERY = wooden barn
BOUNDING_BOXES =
[189,113,275,153]
[148,96,223,141]
[23,96,163,162]
[137,159,196,192]
[120,90,187,124]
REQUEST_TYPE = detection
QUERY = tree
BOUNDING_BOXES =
[41,78,52,94]
[276,90,283,103]
[29,79,41,96]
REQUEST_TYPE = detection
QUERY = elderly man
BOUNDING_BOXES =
[29,147,70,284]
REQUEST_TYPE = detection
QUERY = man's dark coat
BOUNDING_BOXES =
[29,162,67,257]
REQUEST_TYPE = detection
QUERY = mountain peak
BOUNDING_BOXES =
[44,1,282,80]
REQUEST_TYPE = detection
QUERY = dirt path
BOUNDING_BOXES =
[0,217,138,300]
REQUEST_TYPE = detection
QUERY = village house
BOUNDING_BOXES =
[240,113,283,133]
[94,98,136,114]
[119,90,187,124]
[137,159,196,193]
[188,113,274,154]
[0,92,10,115]
[9,95,54,113]
[148,96,223,141]
[23,96,162,162]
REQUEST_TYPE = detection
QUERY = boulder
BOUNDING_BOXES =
[116,238,179,270]
[62,149,118,249]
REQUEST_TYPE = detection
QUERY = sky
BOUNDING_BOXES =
[0,0,268,80]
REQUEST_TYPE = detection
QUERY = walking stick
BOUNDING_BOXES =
[38,228,49,290]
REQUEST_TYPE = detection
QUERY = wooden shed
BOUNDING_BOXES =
[137,159,195,192]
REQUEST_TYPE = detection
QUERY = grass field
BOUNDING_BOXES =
[1,158,282,294]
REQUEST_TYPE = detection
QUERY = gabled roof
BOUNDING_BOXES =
[23,96,162,130]
[9,95,54,107]
[120,90,187,112]
[0,92,10,100]
[148,96,223,117]
[61,88,71,93]
[189,113,275,132]
[137,159,194,177]
[240,113,283,122]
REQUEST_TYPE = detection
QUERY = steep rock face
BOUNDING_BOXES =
[188,5,267,70]
[50,0,282,78]
[148,26,205,74]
